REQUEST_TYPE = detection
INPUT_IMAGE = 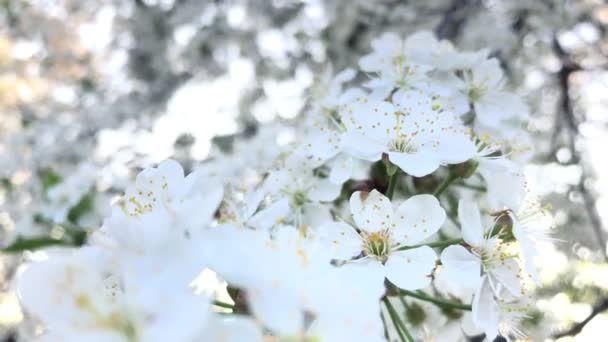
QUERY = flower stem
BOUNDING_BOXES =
[433,173,458,196]
[398,289,472,311]
[213,300,234,310]
[383,297,415,342]
[380,310,390,341]
[453,182,487,192]
[386,171,399,200]
[396,238,463,251]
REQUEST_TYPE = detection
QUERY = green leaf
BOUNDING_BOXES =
[2,236,70,253]
[39,168,62,193]
[0,177,12,192]
[67,193,94,224]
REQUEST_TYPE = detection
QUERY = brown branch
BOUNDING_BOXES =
[551,34,607,261]
[553,298,608,338]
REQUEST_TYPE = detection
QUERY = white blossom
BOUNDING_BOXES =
[341,92,476,177]
[320,190,445,290]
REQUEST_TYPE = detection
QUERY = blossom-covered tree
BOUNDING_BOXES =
[1,1,607,341]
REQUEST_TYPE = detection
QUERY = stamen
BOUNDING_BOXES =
[390,138,418,154]
[362,230,391,261]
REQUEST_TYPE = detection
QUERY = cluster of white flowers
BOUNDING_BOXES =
[17,31,551,342]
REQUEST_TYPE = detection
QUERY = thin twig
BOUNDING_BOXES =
[553,298,608,338]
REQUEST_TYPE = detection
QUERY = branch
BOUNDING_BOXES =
[553,298,608,338]
[435,0,480,40]
[550,34,607,260]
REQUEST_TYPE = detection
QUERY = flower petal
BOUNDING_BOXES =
[248,199,290,231]
[440,245,482,290]
[308,178,342,202]
[472,276,500,340]
[512,217,540,285]
[342,131,385,162]
[457,199,484,247]
[342,100,396,145]
[385,246,437,290]
[387,151,441,178]
[318,222,362,260]
[394,194,446,245]
[490,258,523,298]
[329,154,353,185]
[349,190,394,233]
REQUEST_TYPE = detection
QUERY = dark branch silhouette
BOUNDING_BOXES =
[553,298,608,338]
[551,33,608,261]
[435,0,480,40]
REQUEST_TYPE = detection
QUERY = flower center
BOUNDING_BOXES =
[467,84,486,102]
[322,107,343,129]
[393,54,406,67]
[475,240,517,270]
[363,231,391,261]
[291,191,308,208]
[390,138,418,154]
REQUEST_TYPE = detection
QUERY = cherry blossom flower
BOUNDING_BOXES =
[18,248,211,342]
[462,59,530,130]
[440,200,525,298]
[341,92,476,177]
[320,189,446,290]
[471,276,531,341]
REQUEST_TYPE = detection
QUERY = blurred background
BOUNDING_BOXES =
[0,0,607,341]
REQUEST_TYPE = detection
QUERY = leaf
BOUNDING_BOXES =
[66,193,94,224]
[0,177,12,192]
[2,236,70,253]
[39,168,62,193]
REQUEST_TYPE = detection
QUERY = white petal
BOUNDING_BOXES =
[404,31,439,63]
[512,218,540,285]
[248,289,302,336]
[329,154,353,185]
[182,170,224,224]
[387,151,441,178]
[308,178,342,202]
[319,222,362,260]
[457,199,484,247]
[349,190,394,233]
[302,204,334,227]
[476,90,529,127]
[440,245,482,290]
[472,276,500,340]
[157,159,185,182]
[334,68,356,83]
[342,131,385,162]
[343,100,396,145]
[490,259,523,298]
[292,130,342,168]
[337,261,387,300]
[385,246,437,290]
[461,312,483,336]
[394,194,446,245]
[431,132,477,164]
[206,315,264,342]
[478,159,525,210]
[248,199,290,231]
[359,53,383,72]
[242,189,265,221]
[472,59,503,89]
